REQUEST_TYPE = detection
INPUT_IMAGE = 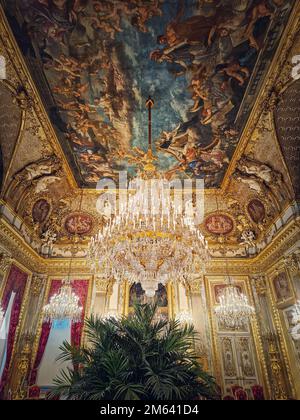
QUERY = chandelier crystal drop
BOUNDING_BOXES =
[88,97,210,297]
[214,278,255,329]
[89,184,209,297]
[176,311,194,325]
[43,279,82,323]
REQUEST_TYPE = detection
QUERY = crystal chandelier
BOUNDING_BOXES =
[176,311,194,325]
[88,97,210,297]
[43,279,82,323]
[215,277,255,329]
[43,206,83,322]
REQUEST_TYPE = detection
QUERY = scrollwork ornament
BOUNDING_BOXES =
[0,248,12,273]
[31,274,47,296]
[188,277,203,295]
[12,85,34,111]
[284,252,300,274]
[252,275,267,297]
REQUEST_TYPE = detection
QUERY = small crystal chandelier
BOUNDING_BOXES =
[88,97,210,297]
[215,277,255,329]
[43,201,83,323]
[176,311,193,325]
[43,278,82,323]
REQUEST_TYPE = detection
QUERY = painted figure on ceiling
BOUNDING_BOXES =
[8,0,293,186]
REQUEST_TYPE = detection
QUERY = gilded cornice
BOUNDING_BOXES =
[248,217,300,273]
[1,212,299,278]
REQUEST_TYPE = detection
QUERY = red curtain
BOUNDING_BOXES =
[0,265,28,391]
[29,279,89,385]
[71,280,89,348]
[29,280,62,386]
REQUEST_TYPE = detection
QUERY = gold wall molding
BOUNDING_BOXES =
[265,277,296,398]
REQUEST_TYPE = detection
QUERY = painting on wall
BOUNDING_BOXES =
[272,272,294,303]
[205,214,234,236]
[64,212,93,235]
[32,199,51,224]
[247,199,266,224]
[129,283,145,307]
[3,0,295,187]
[155,283,168,308]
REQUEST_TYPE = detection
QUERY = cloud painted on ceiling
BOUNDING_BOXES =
[4,0,294,187]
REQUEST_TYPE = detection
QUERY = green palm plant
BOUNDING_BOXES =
[50,303,219,400]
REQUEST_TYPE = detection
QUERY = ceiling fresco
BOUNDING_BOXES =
[3,0,295,187]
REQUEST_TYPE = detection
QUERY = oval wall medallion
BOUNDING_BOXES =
[64,212,93,235]
[204,214,234,235]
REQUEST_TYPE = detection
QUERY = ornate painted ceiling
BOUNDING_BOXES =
[3,0,295,188]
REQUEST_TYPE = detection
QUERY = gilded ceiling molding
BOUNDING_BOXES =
[0,218,45,273]
[0,81,26,193]
[250,218,300,273]
[0,5,77,189]
[222,2,300,193]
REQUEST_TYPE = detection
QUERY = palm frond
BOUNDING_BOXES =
[52,303,218,400]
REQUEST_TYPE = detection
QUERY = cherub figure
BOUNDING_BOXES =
[219,62,250,86]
